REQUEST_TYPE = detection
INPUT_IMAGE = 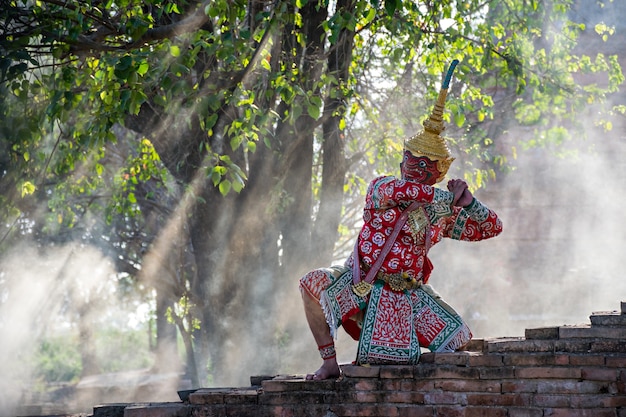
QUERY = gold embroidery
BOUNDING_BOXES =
[352,281,373,297]
[407,207,428,244]
[378,272,422,292]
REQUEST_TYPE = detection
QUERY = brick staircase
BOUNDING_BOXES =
[92,302,626,417]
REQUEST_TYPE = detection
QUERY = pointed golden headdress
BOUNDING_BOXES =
[404,60,459,183]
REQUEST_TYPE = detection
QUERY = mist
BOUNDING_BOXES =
[2,1,626,415]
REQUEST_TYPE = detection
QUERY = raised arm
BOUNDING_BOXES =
[364,176,454,210]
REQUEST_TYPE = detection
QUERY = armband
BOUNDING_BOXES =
[463,198,490,222]
[425,188,454,222]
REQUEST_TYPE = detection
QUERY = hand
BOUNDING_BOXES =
[447,179,473,207]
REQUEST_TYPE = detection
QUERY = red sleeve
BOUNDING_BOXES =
[441,198,503,241]
[364,176,454,210]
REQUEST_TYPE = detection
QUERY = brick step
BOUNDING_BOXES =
[188,387,260,406]
[525,324,626,340]
[123,403,190,417]
[83,301,626,417]
[590,310,626,327]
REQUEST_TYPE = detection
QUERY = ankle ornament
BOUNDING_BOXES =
[318,342,336,360]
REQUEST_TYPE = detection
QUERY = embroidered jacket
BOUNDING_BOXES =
[354,175,503,284]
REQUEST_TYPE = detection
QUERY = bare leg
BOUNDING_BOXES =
[301,290,340,380]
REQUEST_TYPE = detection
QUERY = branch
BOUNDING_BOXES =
[128,1,213,48]
[39,0,117,31]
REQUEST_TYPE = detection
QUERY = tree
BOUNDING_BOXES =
[1,0,622,387]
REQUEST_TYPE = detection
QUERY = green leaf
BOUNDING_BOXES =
[136,60,149,76]
[21,181,36,197]
[384,0,398,16]
[219,180,232,196]
[453,111,465,127]
[170,45,181,57]
[307,103,320,119]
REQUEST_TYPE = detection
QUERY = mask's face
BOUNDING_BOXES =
[400,151,441,185]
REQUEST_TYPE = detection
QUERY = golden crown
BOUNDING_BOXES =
[404,60,459,182]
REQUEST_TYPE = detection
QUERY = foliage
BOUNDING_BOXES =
[95,327,154,372]
[33,337,83,383]
[32,328,153,383]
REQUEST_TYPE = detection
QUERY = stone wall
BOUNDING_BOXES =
[91,302,626,417]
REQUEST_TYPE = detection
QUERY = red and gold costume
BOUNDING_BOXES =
[300,60,503,365]
[300,176,502,363]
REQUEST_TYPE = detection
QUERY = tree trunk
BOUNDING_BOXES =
[278,0,329,278]
[153,290,180,374]
[311,0,356,265]
[77,302,101,377]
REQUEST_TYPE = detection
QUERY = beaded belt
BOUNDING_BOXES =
[378,272,422,292]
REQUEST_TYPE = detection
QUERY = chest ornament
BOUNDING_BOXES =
[408,207,429,243]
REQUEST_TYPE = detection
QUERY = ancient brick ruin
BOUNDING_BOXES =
[87,302,626,417]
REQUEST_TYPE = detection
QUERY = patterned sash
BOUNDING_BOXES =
[355,283,472,365]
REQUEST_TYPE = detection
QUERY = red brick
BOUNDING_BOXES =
[386,390,425,404]
[430,351,471,366]
[439,365,482,379]
[262,379,332,392]
[606,356,626,367]
[554,354,570,365]
[554,340,592,352]
[536,380,612,394]
[605,395,626,407]
[434,379,501,393]
[381,379,402,390]
[354,390,383,403]
[508,408,544,417]
[223,390,258,405]
[581,366,620,381]
[433,405,465,417]
[423,391,467,406]
[367,404,400,416]
[502,380,538,393]
[503,353,559,366]
[259,392,330,406]
[330,403,400,417]
[560,325,626,339]
[464,406,508,417]
[190,391,226,405]
[353,379,379,391]
[525,326,559,340]
[379,365,414,379]
[467,353,503,367]
[124,404,190,417]
[543,409,617,417]
[569,354,605,366]
[488,339,555,353]
[479,366,515,379]
[342,364,380,378]
[402,379,436,392]
[590,340,626,353]
[514,366,581,379]
[381,378,432,392]
[465,338,487,352]
[569,394,626,408]
[467,393,530,407]
[397,405,436,417]
[193,404,227,417]
[532,394,570,408]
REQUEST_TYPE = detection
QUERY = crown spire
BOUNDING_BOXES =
[404,60,459,182]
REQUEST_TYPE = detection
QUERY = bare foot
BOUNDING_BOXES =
[305,360,340,381]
